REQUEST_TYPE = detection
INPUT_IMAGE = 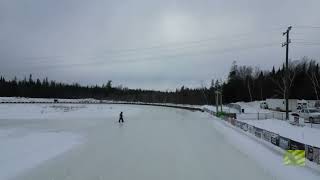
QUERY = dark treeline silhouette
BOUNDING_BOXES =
[0,56,319,105]
[0,75,215,105]
[223,57,320,103]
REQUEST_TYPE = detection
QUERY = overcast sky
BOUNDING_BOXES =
[1,0,320,90]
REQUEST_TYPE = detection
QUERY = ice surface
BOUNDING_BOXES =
[0,103,319,180]
[0,129,82,180]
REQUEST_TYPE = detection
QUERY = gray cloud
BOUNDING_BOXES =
[1,0,320,90]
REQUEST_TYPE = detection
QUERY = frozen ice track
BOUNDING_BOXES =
[4,105,273,180]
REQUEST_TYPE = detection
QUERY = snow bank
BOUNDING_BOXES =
[210,117,320,180]
[201,105,239,113]
[238,119,320,147]
[0,97,102,103]
[0,104,141,120]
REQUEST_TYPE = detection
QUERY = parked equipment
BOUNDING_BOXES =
[298,108,320,123]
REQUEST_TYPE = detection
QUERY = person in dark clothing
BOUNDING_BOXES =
[119,112,124,123]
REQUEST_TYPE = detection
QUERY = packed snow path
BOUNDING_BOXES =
[0,104,276,180]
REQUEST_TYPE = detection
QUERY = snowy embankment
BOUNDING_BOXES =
[203,101,320,173]
[201,105,239,113]
[209,117,320,180]
[0,97,102,103]
[238,119,320,147]
[0,97,203,111]
[202,101,272,114]
[228,101,320,146]
[0,103,139,120]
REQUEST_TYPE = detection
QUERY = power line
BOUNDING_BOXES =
[293,42,320,46]
[26,42,281,70]
[294,25,320,29]
[100,28,283,53]
[18,36,283,67]
[14,27,285,64]
[15,37,282,66]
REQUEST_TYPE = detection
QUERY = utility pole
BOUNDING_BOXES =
[215,91,219,115]
[282,26,292,120]
[220,93,223,112]
[215,90,223,115]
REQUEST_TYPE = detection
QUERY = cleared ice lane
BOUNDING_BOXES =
[13,106,273,180]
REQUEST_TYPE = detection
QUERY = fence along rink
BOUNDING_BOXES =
[237,112,286,120]
[204,109,320,167]
[225,103,287,120]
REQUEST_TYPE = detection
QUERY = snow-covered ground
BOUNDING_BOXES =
[0,97,201,108]
[235,101,271,113]
[0,103,319,180]
[210,118,320,180]
[201,101,274,115]
[201,105,239,113]
[0,97,102,103]
[238,119,320,147]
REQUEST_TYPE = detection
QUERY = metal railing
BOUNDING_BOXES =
[237,112,286,120]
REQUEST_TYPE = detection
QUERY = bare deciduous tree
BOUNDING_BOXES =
[305,58,320,100]
[271,61,296,99]
[238,65,253,101]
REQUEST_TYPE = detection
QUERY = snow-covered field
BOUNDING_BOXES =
[0,103,319,180]
[211,119,320,180]
[238,119,320,147]
[202,101,273,114]
[202,105,239,113]
[235,101,271,113]
[0,97,102,103]
[0,97,201,109]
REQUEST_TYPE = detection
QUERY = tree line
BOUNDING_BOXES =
[223,57,320,103]
[0,56,319,105]
[0,75,214,104]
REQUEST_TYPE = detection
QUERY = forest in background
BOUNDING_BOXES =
[1,57,319,105]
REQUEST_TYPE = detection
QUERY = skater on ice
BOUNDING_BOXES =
[119,112,124,123]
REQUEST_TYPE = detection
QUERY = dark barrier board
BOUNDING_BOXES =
[225,113,237,119]
[279,136,290,150]
[290,140,305,150]
[306,145,314,161]
[270,133,280,146]
[313,147,320,164]
[254,127,263,138]
[262,130,272,142]
[236,121,242,128]
[241,123,248,131]
[248,125,255,135]
[210,110,320,167]
[231,119,236,126]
